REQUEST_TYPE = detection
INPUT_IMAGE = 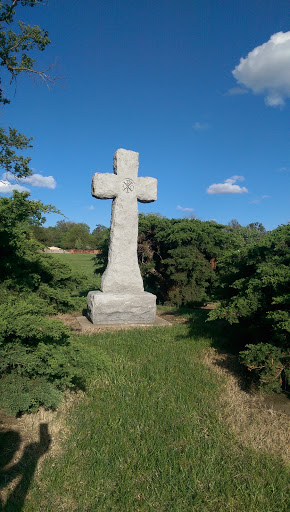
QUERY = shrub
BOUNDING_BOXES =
[240,344,290,393]
[0,192,108,415]
[209,224,290,391]
[0,374,63,416]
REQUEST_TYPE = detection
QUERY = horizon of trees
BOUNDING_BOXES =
[32,216,269,250]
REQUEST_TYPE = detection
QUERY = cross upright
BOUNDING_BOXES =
[91,148,157,295]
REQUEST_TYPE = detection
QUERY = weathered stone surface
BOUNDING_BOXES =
[87,148,158,324]
[77,314,171,332]
[87,291,156,324]
[92,149,157,294]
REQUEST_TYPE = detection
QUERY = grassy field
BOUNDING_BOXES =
[20,322,288,512]
[50,253,100,284]
[4,255,289,511]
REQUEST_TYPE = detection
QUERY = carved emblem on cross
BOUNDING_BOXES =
[122,178,135,193]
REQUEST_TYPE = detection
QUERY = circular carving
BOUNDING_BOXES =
[122,178,135,193]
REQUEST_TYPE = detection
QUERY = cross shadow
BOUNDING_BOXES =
[0,424,51,512]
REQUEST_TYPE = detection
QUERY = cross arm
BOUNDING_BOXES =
[92,173,119,199]
[137,177,157,203]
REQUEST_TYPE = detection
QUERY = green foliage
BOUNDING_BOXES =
[209,224,290,390]
[0,290,110,415]
[0,0,51,178]
[0,127,32,178]
[0,192,104,415]
[137,214,228,306]
[0,294,70,345]
[60,222,91,249]
[209,224,289,334]
[240,344,290,393]
[31,220,109,249]
[0,374,62,416]
[97,213,266,308]
[0,192,85,311]
[91,223,109,249]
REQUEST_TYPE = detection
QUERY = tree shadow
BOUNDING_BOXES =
[0,424,51,512]
[170,308,254,391]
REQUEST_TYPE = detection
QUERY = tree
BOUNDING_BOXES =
[91,224,109,249]
[53,220,76,247]
[0,1,52,179]
[61,223,91,249]
[136,214,229,306]
[228,219,241,229]
[30,224,56,246]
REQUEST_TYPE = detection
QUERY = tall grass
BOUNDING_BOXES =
[23,323,289,512]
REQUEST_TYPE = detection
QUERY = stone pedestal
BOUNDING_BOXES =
[87,291,156,325]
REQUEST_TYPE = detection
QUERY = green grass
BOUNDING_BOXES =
[21,318,289,512]
[7,255,287,511]
[50,253,98,281]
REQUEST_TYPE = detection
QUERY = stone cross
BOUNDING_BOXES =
[87,148,157,324]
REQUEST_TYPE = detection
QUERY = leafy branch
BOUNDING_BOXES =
[0,1,53,179]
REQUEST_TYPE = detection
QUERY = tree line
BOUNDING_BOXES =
[32,221,108,250]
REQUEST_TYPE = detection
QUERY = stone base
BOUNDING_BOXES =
[77,314,171,332]
[87,291,156,325]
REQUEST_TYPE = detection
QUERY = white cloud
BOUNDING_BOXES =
[249,195,271,204]
[177,205,195,212]
[193,121,210,131]
[0,180,29,193]
[20,173,56,189]
[232,31,290,107]
[226,87,248,96]
[87,205,95,210]
[277,166,290,172]
[207,176,248,195]
[1,172,56,193]
[249,199,261,204]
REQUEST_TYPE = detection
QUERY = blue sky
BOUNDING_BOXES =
[1,0,289,230]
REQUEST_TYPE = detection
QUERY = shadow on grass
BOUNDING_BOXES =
[0,424,51,512]
[165,307,254,392]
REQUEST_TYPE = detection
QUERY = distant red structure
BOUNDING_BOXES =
[210,257,217,270]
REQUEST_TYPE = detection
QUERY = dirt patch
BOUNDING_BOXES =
[54,312,83,332]
[203,348,290,465]
[0,391,83,507]
[157,312,188,324]
[55,311,187,332]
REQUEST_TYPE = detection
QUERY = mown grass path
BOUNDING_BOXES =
[24,323,289,512]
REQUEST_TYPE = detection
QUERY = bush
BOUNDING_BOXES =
[0,294,111,415]
[0,192,108,415]
[0,374,63,416]
[209,224,290,391]
[240,344,290,393]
